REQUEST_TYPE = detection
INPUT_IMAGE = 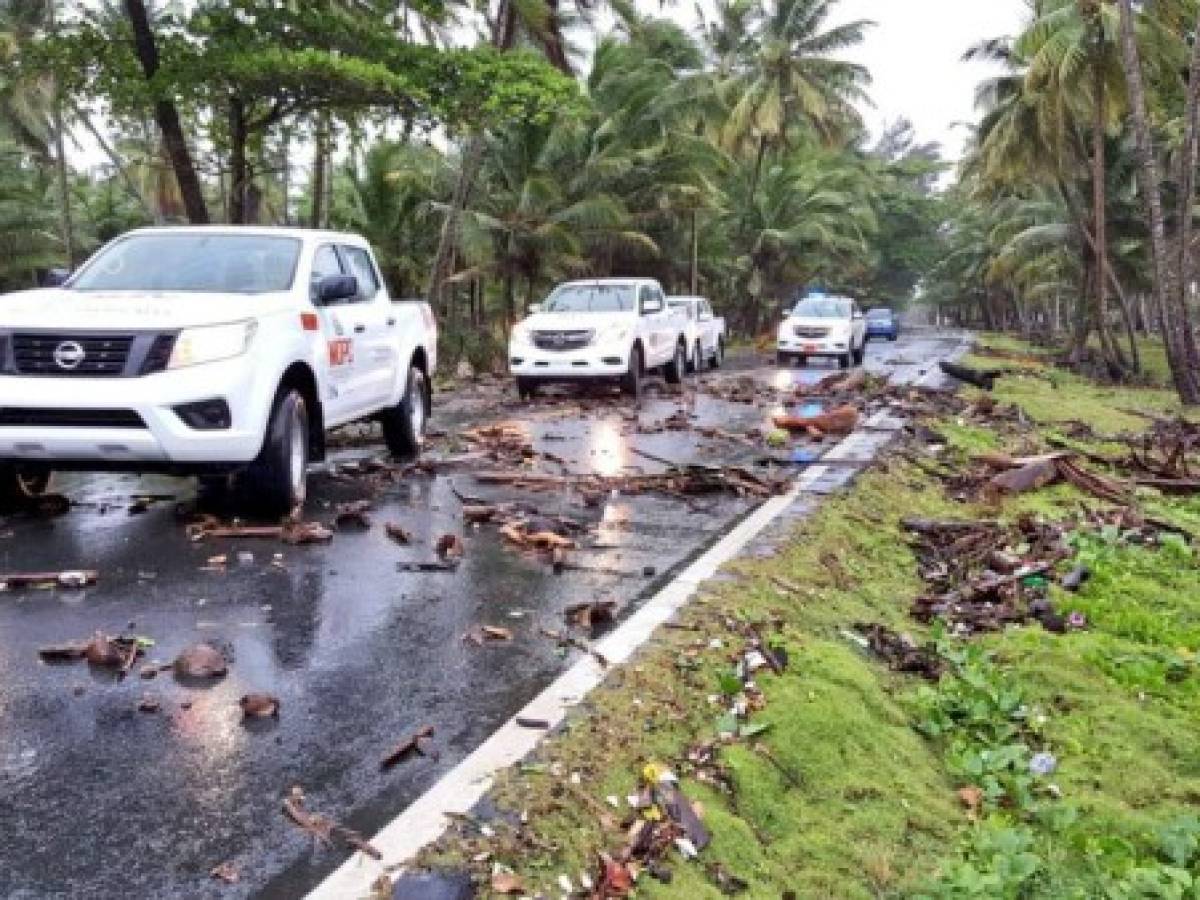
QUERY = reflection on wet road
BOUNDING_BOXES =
[0,331,963,899]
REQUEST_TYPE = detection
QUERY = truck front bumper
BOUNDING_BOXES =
[0,356,272,468]
[509,343,631,379]
[777,336,851,358]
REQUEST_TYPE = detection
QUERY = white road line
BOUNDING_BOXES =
[308,347,962,899]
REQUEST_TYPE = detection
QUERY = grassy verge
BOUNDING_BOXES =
[420,336,1200,898]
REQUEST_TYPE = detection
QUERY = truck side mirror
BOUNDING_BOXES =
[42,267,71,287]
[315,274,359,304]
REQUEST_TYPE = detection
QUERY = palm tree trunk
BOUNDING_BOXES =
[71,103,155,220]
[1117,0,1200,403]
[750,135,768,206]
[1091,54,1125,375]
[48,2,74,265]
[309,113,328,229]
[426,0,517,305]
[228,97,249,225]
[123,0,208,224]
[690,208,699,295]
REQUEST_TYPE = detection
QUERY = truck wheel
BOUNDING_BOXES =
[852,343,865,366]
[516,377,539,401]
[796,355,808,367]
[240,388,309,517]
[664,342,686,385]
[382,364,429,458]
[621,345,643,398]
[888,334,898,342]
[692,340,704,374]
[0,467,50,513]
[711,339,724,369]
[838,352,851,369]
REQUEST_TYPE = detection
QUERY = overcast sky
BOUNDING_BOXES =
[831,0,1030,159]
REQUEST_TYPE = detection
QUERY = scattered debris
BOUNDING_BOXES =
[1,569,97,590]
[436,534,465,559]
[939,360,1001,390]
[239,693,280,719]
[464,625,513,645]
[564,600,618,633]
[174,643,229,679]
[281,785,381,860]
[137,693,161,713]
[855,623,943,681]
[772,404,859,436]
[380,724,436,769]
[209,862,240,885]
[515,717,551,730]
[333,500,373,530]
[539,626,608,667]
[384,522,412,544]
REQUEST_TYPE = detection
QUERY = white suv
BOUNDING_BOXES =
[777,294,866,369]
[0,227,438,514]
[509,278,688,398]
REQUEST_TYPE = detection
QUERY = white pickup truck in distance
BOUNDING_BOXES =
[509,278,689,398]
[667,295,726,372]
[777,294,866,369]
[0,226,437,515]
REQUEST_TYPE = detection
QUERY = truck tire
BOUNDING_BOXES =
[692,340,704,374]
[516,377,539,401]
[711,338,724,369]
[621,344,644,398]
[664,341,686,384]
[838,352,851,369]
[382,364,429,458]
[0,467,50,513]
[240,388,309,516]
[852,342,865,366]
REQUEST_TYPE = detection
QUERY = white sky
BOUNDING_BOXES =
[831,0,1030,159]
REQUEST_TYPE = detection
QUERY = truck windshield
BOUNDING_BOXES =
[544,284,636,313]
[791,298,850,318]
[71,234,302,294]
[867,309,893,320]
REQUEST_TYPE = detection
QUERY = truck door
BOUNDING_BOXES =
[310,244,358,423]
[340,244,396,411]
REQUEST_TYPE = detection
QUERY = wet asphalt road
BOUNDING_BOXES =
[0,330,963,899]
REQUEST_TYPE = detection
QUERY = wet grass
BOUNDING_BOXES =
[420,350,1200,898]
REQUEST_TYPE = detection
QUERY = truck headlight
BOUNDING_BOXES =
[168,320,257,369]
[511,323,532,346]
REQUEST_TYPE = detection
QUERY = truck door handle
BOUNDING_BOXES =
[386,317,396,327]
[353,324,366,334]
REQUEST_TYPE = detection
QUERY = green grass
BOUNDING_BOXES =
[419,357,1200,899]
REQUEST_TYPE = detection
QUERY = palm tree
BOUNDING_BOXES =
[716,0,872,202]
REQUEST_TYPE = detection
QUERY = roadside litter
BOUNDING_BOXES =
[282,785,380,860]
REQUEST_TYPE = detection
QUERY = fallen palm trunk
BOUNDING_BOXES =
[772,404,859,436]
[939,361,1002,390]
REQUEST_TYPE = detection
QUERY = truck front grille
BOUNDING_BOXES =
[794,326,830,339]
[0,408,146,429]
[532,330,594,352]
[6,332,176,377]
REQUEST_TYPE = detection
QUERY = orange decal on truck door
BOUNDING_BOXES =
[328,338,354,367]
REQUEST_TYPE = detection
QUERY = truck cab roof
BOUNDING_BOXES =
[120,225,372,249]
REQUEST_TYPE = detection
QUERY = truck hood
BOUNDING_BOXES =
[519,310,636,330]
[0,288,292,330]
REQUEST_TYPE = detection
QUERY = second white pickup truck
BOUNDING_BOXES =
[667,295,726,372]
[0,226,438,514]
[509,278,688,398]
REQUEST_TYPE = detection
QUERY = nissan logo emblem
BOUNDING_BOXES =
[550,332,567,346]
[53,341,86,371]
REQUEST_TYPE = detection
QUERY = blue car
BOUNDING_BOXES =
[865,307,899,342]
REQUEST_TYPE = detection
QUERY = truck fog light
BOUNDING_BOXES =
[174,398,232,430]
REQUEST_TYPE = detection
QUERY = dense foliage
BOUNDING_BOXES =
[0,0,944,357]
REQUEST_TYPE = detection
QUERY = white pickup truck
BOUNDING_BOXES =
[509,278,688,398]
[667,295,726,372]
[0,226,437,515]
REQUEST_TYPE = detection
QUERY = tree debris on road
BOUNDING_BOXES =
[173,642,229,679]
[1,569,97,590]
[281,785,381,860]
[380,724,435,768]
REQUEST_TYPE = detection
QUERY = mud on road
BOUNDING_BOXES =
[0,330,963,899]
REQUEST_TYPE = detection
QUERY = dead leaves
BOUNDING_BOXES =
[464,625,513,646]
[773,404,859,436]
